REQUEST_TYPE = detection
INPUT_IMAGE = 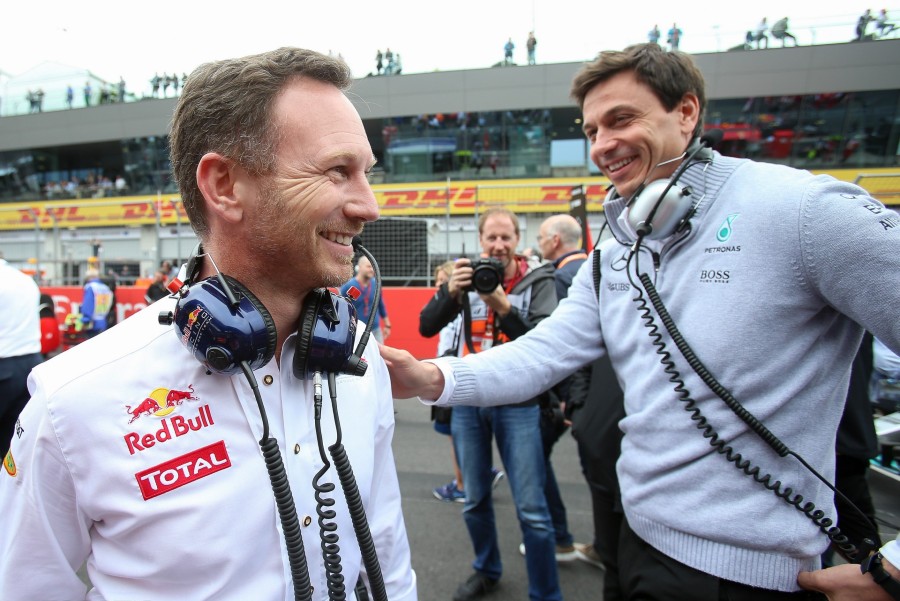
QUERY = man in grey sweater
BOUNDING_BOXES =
[382,43,900,600]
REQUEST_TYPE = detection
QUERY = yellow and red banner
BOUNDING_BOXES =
[2,170,896,231]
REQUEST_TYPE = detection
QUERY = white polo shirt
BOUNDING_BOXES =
[0,259,41,358]
[0,296,417,601]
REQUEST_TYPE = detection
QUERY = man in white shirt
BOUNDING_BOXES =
[0,256,42,457]
[0,48,417,601]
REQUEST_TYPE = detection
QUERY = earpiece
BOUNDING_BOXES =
[627,179,693,239]
[159,274,277,374]
[624,132,720,240]
[292,288,367,380]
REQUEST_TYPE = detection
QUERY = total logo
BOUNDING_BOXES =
[135,440,231,500]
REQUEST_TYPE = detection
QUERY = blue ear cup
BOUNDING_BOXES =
[292,288,364,380]
[167,275,277,375]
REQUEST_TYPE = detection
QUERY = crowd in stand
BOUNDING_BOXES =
[373,48,403,75]
[149,72,188,98]
[42,174,129,200]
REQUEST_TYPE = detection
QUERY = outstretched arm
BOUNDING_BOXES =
[379,344,445,401]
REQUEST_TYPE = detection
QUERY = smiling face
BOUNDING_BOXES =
[582,70,699,200]
[479,212,520,279]
[244,78,379,291]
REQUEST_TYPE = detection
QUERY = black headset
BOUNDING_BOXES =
[158,240,370,378]
[625,129,722,240]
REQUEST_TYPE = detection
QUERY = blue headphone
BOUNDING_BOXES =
[159,244,369,378]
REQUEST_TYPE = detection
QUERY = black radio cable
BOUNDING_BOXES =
[325,371,388,601]
[623,240,875,563]
[312,372,347,601]
[240,361,314,601]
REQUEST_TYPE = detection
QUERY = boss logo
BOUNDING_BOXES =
[699,269,731,283]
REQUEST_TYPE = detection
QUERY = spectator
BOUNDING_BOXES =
[150,72,160,97]
[162,72,170,97]
[172,72,180,96]
[872,335,900,415]
[0,255,42,457]
[384,48,394,75]
[160,259,178,280]
[417,207,561,601]
[376,49,384,75]
[340,255,391,343]
[0,47,417,601]
[504,37,515,65]
[143,269,169,304]
[857,9,875,40]
[472,150,484,175]
[114,175,128,195]
[526,31,537,65]
[394,53,403,75]
[526,214,596,562]
[771,17,798,46]
[876,9,898,37]
[65,84,74,109]
[648,24,661,45]
[667,22,683,50]
[382,42,900,600]
[752,17,769,49]
[83,81,92,106]
[426,261,505,504]
[822,333,881,568]
[80,267,114,338]
[117,77,126,102]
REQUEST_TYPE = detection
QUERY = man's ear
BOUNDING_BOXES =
[678,93,701,136]
[196,153,245,224]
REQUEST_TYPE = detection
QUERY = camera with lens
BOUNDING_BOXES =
[467,257,505,293]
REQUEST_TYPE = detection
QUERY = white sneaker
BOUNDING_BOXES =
[518,542,579,562]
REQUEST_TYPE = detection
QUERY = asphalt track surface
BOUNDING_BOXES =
[76,397,900,600]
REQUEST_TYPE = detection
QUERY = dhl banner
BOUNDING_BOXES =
[3,170,896,231]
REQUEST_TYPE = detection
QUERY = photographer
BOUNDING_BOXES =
[418,207,560,601]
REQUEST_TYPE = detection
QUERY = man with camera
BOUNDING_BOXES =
[418,207,561,601]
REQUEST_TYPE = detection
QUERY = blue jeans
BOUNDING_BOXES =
[452,404,561,601]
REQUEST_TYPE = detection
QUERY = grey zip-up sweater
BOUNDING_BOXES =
[431,153,900,591]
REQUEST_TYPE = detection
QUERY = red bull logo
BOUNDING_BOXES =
[125,385,198,424]
[181,307,208,346]
[124,404,214,455]
[185,307,202,328]
[135,440,231,500]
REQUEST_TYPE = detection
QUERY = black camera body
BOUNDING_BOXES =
[467,257,505,293]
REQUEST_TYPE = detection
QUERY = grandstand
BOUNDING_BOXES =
[1,38,899,297]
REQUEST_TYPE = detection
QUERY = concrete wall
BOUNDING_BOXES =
[1,40,898,153]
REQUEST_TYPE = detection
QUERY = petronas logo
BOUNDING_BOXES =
[717,214,739,242]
